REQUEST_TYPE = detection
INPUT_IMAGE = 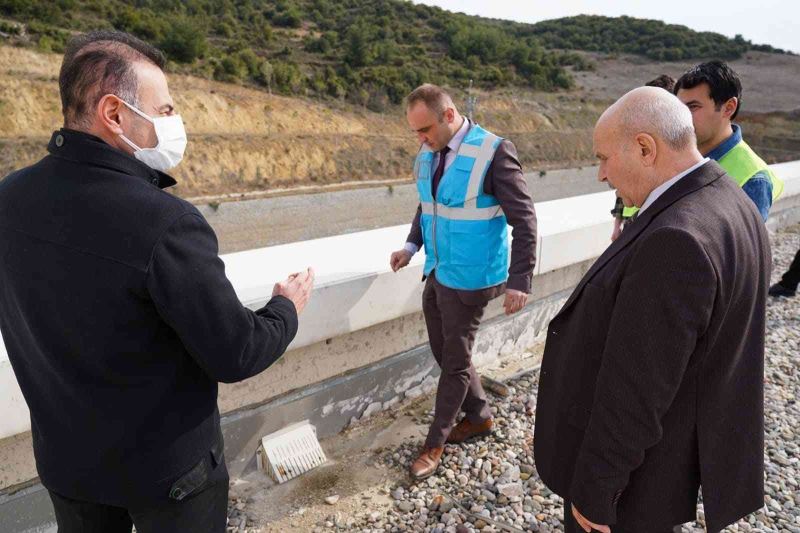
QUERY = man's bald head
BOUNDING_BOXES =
[594,86,704,209]
[598,86,696,152]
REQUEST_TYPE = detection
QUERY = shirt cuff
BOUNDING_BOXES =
[506,274,531,293]
[403,242,419,255]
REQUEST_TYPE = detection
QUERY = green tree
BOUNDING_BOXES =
[272,61,303,93]
[160,18,207,63]
[344,22,372,67]
[214,54,247,82]
[237,48,261,78]
[274,6,302,28]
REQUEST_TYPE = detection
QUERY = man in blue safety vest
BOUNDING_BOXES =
[390,84,537,479]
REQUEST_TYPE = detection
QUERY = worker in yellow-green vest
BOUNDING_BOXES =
[612,61,782,238]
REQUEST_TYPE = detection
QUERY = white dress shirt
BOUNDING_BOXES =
[434,116,470,173]
[638,158,710,215]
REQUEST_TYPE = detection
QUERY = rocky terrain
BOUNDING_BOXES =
[223,224,800,532]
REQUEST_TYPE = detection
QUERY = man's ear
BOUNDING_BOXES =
[443,107,455,124]
[97,94,125,135]
[721,96,738,120]
[635,133,657,167]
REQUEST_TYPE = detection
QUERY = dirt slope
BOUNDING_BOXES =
[1,46,797,200]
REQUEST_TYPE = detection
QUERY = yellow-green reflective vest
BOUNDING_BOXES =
[620,139,783,219]
[718,140,784,200]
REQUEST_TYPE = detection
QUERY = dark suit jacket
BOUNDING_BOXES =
[407,125,538,301]
[534,161,770,532]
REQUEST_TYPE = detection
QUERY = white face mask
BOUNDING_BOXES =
[117,99,187,172]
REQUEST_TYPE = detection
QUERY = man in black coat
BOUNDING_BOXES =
[535,87,770,533]
[0,31,313,532]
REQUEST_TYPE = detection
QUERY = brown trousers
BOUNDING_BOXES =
[422,273,495,448]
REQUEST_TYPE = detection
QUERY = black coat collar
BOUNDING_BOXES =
[47,128,177,189]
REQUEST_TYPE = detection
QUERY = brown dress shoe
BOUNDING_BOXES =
[446,418,494,444]
[409,447,444,480]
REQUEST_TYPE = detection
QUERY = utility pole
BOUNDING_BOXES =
[465,79,478,121]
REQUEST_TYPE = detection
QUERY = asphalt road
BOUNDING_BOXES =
[197,165,605,254]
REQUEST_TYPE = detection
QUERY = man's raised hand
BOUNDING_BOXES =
[273,267,315,314]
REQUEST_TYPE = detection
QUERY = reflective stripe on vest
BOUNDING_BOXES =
[420,201,504,221]
[414,123,509,290]
[461,133,501,210]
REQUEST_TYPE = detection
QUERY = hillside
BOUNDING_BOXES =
[0,1,788,108]
[523,15,789,61]
[2,43,798,201]
[0,45,606,199]
[0,0,576,107]
[574,51,800,114]
[0,2,798,201]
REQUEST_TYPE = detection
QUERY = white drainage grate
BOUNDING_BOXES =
[256,421,327,484]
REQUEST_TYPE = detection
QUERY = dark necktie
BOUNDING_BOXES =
[431,146,450,199]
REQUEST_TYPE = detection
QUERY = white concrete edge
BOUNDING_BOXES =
[2,162,799,440]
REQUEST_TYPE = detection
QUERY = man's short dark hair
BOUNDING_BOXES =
[406,84,454,117]
[673,60,743,120]
[645,74,676,92]
[59,30,166,128]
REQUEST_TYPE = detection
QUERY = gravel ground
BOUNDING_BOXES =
[228,225,800,532]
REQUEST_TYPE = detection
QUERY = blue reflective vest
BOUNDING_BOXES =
[414,123,509,290]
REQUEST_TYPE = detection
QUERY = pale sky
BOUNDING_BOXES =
[413,0,800,54]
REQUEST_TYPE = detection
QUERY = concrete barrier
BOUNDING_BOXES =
[1,161,800,531]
